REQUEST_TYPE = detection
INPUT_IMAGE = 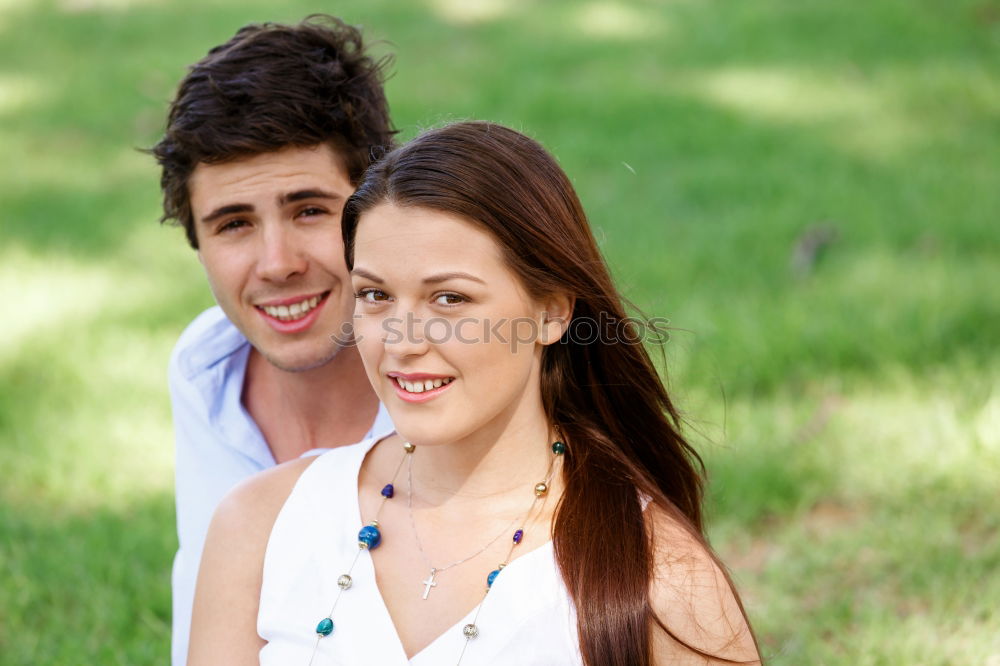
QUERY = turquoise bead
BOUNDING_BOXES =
[316,617,334,636]
[358,524,381,549]
[487,569,500,587]
[552,441,566,455]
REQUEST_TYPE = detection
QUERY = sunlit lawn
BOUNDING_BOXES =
[1,0,998,663]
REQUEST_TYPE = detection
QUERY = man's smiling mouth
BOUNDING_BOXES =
[256,292,328,321]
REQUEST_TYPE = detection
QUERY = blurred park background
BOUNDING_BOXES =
[1,0,998,663]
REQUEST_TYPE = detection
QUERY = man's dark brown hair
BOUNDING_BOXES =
[150,14,396,248]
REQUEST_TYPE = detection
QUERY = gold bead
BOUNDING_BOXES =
[403,442,416,453]
[534,482,548,497]
[462,623,479,639]
[337,574,353,590]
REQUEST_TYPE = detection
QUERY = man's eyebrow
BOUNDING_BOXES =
[201,203,253,225]
[199,190,342,225]
[351,268,384,283]
[278,189,343,206]
[423,271,486,285]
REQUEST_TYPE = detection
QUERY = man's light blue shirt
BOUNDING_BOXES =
[168,306,394,665]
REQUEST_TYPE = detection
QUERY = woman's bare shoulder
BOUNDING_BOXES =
[188,456,317,665]
[212,455,318,536]
[645,505,761,666]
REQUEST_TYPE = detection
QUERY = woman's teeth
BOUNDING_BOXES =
[395,377,453,393]
[261,296,321,321]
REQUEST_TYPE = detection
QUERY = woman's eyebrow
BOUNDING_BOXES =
[350,267,383,283]
[422,271,486,285]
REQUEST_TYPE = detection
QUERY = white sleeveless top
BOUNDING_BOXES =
[257,437,583,666]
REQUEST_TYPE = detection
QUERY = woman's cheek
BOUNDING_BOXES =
[354,316,383,360]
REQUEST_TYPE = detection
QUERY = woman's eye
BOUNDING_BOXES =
[356,288,391,304]
[434,292,466,306]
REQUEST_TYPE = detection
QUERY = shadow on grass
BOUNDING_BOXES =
[0,494,174,665]
[717,475,1000,664]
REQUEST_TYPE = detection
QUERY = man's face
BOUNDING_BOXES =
[189,144,356,372]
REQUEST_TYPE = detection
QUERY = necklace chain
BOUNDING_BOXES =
[406,452,519,585]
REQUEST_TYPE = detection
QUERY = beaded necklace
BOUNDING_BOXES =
[307,437,567,666]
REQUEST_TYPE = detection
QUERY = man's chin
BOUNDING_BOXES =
[258,344,344,374]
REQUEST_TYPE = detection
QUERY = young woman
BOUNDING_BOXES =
[188,122,761,665]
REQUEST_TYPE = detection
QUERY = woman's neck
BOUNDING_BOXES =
[402,408,559,511]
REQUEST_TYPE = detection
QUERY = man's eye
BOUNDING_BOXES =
[298,206,326,218]
[434,292,465,306]
[356,288,391,304]
[218,219,248,233]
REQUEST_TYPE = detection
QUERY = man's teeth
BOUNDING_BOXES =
[262,296,321,321]
[396,377,453,393]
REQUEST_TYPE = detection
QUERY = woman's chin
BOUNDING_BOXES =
[390,420,467,449]
[394,432,452,448]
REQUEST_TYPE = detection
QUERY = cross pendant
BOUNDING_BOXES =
[421,569,438,600]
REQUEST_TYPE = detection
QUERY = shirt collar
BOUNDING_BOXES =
[175,307,250,383]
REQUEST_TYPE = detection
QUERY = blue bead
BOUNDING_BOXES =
[381,484,394,498]
[316,617,334,636]
[487,569,500,587]
[358,524,381,550]
[513,529,523,544]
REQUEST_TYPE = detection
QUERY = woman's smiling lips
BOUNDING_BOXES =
[387,372,455,403]
[254,291,330,334]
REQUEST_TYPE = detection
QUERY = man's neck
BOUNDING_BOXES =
[242,345,380,464]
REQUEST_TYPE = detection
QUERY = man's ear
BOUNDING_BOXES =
[539,293,574,346]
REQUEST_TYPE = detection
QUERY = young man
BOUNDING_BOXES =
[150,16,396,664]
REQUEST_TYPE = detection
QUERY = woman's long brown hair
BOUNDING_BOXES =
[342,122,757,665]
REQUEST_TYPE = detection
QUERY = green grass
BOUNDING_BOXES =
[1,0,998,663]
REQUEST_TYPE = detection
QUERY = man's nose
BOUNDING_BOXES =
[255,225,307,282]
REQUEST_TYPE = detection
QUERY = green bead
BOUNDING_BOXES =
[552,441,566,455]
[316,617,334,636]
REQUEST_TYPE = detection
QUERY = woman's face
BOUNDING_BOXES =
[350,203,560,447]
